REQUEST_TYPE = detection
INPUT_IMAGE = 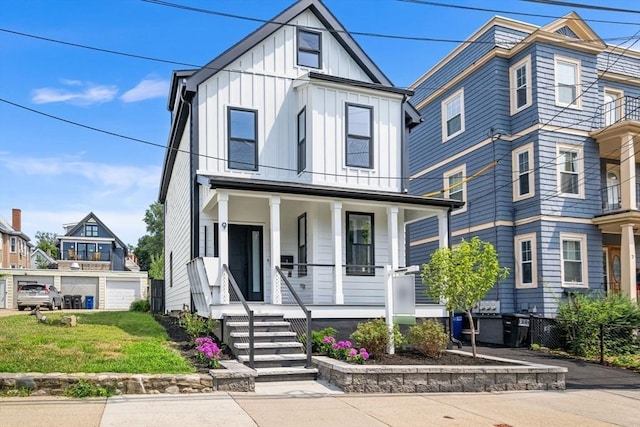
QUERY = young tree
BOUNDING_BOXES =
[421,237,509,357]
[149,253,164,280]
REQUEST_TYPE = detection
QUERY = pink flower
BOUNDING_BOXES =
[349,348,357,357]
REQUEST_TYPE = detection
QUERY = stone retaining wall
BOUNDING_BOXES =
[313,351,567,393]
[0,361,255,396]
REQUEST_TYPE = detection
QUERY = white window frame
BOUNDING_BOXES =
[556,143,584,199]
[510,55,532,115]
[512,143,535,201]
[441,88,465,142]
[515,233,537,289]
[443,164,467,214]
[554,55,582,109]
[603,87,624,127]
[560,232,588,288]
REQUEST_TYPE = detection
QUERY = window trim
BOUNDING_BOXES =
[10,237,16,253]
[510,55,532,115]
[297,107,306,174]
[556,143,584,199]
[603,87,624,126]
[554,55,582,109]
[297,28,322,69]
[512,143,535,201]
[560,232,588,288]
[515,233,537,289]
[298,213,307,277]
[346,211,375,276]
[345,103,374,169]
[443,164,467,214]
[85,224,98,237]
[227,106,259,171]
[441,88,465,142]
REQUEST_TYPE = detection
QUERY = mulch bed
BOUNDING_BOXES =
[155,315,511,373]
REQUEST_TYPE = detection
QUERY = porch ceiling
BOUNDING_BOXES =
[590,121,640,161]
[593,210,640,233]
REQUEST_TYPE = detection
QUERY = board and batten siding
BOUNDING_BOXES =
[196,9,408,193]
[164,121,192,312]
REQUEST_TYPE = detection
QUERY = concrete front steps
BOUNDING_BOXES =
[224,314,317,382]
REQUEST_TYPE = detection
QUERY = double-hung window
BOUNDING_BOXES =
[298,213,307,277]
[228,107,258,171]
[297,28,322,69]
[441,89,465,141]
[515,233,537,288]
[85,224,98,237]
[555,56,581,108]
[10,237,16,252]
[297,108,306,173]
[346,212,374,276]
[346,103,373,168]
[557,144,583,198]
[510,56,531,114]
[560,233,588,287]
[444,165,467,213]
[512,143,534,201]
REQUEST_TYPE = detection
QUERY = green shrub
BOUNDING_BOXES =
[556,292,640,357]
[64,380,116,398]
[129,299,151,312]
[349,318,404,358]
[407,319,448,358]
[300,327,338,353]
[182,312,218,342]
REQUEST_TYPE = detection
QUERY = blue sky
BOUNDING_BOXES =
[1,0,638,247]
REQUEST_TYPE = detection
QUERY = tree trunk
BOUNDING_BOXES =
[465,310,477,358]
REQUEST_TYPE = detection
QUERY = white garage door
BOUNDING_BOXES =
[105,280,140,310]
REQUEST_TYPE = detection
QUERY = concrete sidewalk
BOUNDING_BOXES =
[2,382,639,427]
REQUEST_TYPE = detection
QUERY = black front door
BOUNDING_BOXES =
[228,224,264,301]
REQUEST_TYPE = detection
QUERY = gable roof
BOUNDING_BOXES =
[61,212,128,251]
[185,0,392,92]
[0,215,31,242]
[31,247,56,264]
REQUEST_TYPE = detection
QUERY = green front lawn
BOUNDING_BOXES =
[0,311,193,374]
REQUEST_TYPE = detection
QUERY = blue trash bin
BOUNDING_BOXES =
[452,315,463,339]
[84,296,94,310]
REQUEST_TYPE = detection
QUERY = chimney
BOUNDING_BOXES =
[12,208,22,231]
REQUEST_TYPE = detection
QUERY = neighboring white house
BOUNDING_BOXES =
[158,0,461,321]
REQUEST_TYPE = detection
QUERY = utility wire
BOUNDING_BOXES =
[521,0,640,15]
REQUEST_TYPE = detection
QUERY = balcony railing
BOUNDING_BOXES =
[601,183,640,213]
[595,96,640,129]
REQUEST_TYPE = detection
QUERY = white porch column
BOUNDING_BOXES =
[270,196,282,304]
[620,223,637,302]
[620,134,637,210]
[218,192,229,304]
[331,201,344,304]
[437,210,449,248]
[387,206,399,269]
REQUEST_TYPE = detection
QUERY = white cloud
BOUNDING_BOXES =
[120,78,169,103]
[32,83,118,106]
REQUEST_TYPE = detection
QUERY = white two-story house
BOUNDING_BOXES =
[159,0,460,327]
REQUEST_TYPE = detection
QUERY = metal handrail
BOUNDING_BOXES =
[275,266,312,368]
[222,264,254,368]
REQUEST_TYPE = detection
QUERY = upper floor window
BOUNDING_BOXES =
[603,88,624,126]
[557,143,584,198]
[298,213,307,277]
[85,224,98,237]
[512,143,535,201]
[228,107,258,171]
[515,233,537,288]
[444,165,467,214]
[346,103,373,169]
[297,108,306,173]
[10,237,16,252]
[555,56,581,108]
[441,89,465,141]
[560,233,588,288]
[346,212,374,276]
[510,56,532,114]
[297,28,322,69]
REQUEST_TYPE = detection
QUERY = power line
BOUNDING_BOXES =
[522,0,640,15]
[398,0,640,25]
